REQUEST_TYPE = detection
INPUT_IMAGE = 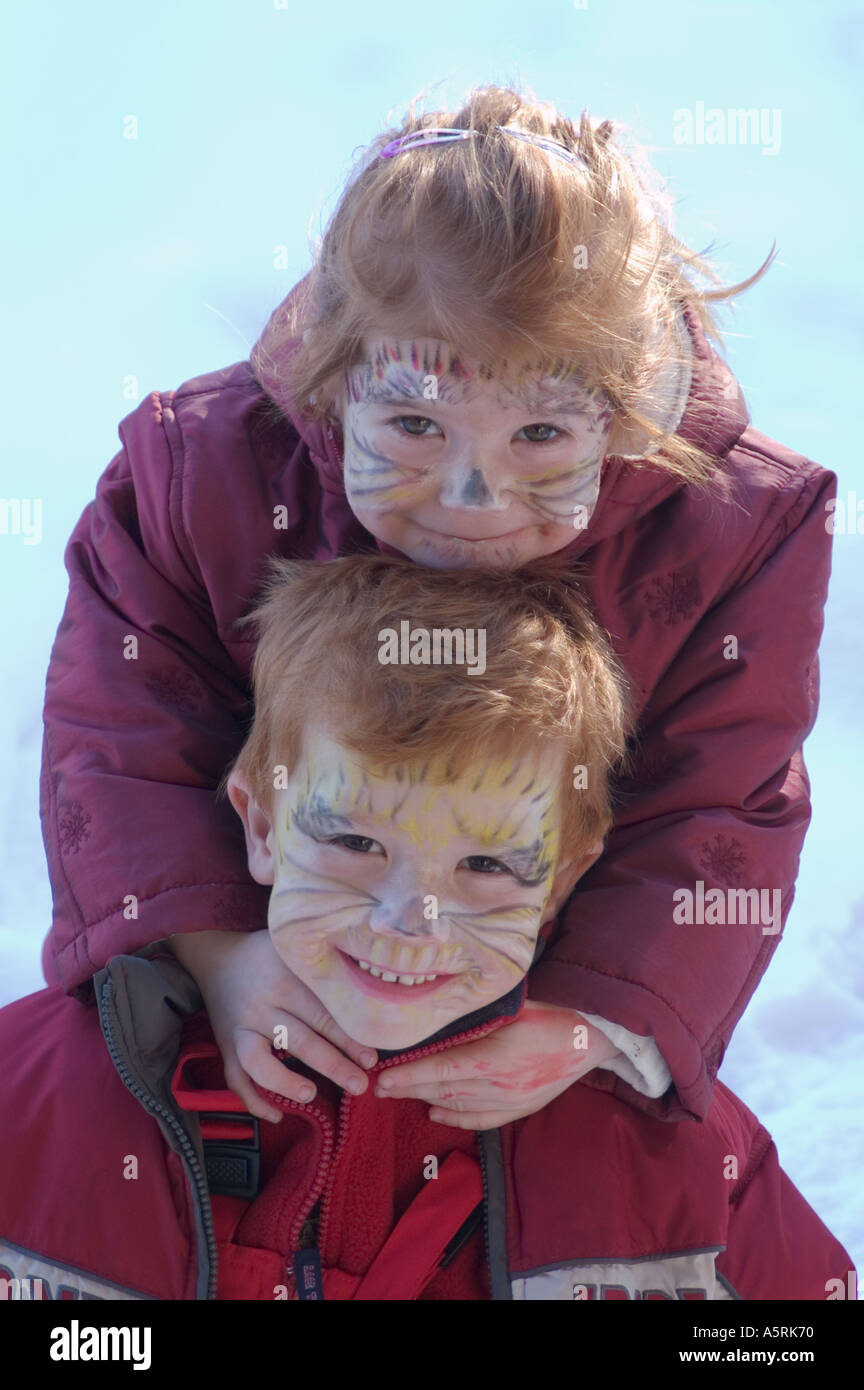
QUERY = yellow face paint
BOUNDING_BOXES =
[266,726,566,1050]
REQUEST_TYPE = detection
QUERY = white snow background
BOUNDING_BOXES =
[1,1,861,1289]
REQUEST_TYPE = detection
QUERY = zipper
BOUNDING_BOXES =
[100,969,340,1302]
[98,975,220,1300]
[316,1018,501,1267]
[284,1111,335,1253]
[477,1131,494,1290]
[275,1095,335,1299]
[104,969,513,1301]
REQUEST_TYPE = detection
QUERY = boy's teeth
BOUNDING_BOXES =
[356,959,438,984]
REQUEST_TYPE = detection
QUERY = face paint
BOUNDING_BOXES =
[265,726,565,1051]
[345,340,485,407]
[493,372,612,418]
[339,336,615,568]
[342,423,424,507]
[513,454,606,523]
[458,468,494,507]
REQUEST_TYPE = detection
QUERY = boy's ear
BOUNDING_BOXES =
[541,840,604,925]
[226,770,276,887]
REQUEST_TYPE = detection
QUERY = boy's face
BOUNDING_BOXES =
[334,336,615,570]
[229,727,599,1050]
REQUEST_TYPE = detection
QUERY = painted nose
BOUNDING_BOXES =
[438,465,509,512]
[368,891,449,939]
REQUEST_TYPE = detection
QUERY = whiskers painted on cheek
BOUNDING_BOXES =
[344,426,426,496]
[445,906,540,969]
[268,873,377,931]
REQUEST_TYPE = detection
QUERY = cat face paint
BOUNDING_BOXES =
[262,726,567,1051]
[338,337,615,569]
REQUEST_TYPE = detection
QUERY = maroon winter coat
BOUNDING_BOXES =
[39,281,835,1123]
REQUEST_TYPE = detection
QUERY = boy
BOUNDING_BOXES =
[0,556,853,1299]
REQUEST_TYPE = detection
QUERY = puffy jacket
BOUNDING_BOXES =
[38,280,835,1123]
[0,950,853,1301]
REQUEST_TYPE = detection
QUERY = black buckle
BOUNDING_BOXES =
[202,1115,261,1199]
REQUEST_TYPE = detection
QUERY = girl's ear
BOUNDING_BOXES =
[541,841,604,925]
[226,770,276,887]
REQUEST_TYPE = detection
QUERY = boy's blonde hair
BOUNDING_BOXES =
[223,554,632,861]
[252,83,773,485]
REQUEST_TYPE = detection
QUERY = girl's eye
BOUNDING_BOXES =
[461,855,511,875]
[386,417,566,443]
[388,415,440,437]
[519,423,566,443]
[326,834,384,855]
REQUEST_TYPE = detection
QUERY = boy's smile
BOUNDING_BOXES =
[233,726,592,1051]
[336,336,615,569]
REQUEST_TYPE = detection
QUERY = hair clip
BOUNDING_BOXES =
[379,128,475,157]
[499,126,590,170]
[380,124,590,171]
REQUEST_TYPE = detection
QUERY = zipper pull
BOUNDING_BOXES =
[293,1247,325,1300]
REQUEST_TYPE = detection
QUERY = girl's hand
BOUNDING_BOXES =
[373,1000,620,1129]
[166,929,377,1122]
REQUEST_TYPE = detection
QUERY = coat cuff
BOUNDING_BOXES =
[579,1011,673,1099]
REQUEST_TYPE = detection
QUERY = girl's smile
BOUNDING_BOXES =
[409,519,542,567]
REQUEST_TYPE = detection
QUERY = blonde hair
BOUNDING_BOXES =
[252,82,773,484]
[222,553,633,861]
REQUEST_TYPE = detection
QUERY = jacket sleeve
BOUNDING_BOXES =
[40,391,270,999]
[716,1128,855,1300]
[527,463,835,1122]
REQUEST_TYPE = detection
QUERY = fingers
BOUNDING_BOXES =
[244,1028,331,1090]
[304,1007,378,1073]
[271,978,378,1073]
[374,1078,508,1104]
[375,1052,460,1092]
[222,1048,286,1124]
[428,1106,533,1131]
[264,1015,373,1097]
[220,1004,377,1124]
[377,1075,567,1118]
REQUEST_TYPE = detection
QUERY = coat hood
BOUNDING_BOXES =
[249,271,751,553]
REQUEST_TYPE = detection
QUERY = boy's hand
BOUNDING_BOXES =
[373,1001,620,1129]
[166,929,377,1122]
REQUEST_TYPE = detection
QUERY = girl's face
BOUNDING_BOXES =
[335,336,616,570]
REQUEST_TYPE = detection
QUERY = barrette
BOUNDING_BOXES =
[380,124,590,171]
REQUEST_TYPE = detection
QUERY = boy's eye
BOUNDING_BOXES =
[461,855,511,875]
[325,834,384,855]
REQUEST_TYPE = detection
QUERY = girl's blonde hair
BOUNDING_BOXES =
[252,83,774,484]
[222,553,633,861]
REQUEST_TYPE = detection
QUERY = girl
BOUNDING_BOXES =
[40,84,834,1131]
